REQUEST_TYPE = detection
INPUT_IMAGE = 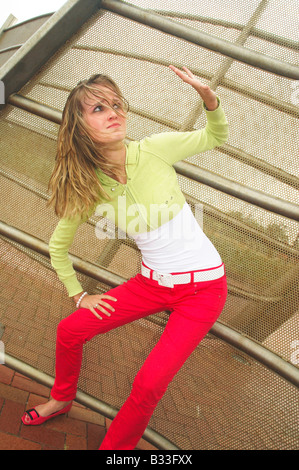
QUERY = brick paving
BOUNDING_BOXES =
[0,364,104,450]
[0,365,156,450]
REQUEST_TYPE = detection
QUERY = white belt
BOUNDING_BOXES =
[141,263,225,288]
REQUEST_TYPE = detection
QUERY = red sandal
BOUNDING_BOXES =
[21,402,72,426]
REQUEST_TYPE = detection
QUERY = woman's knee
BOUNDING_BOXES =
[132,369,168,406]
[57,316,72,341]
[57,307,102,345]
[57,311,84,344]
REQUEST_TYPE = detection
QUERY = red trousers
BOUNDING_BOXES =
[51,271,227,450]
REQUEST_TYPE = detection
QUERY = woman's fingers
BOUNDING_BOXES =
[169,65,204,88]
[92,300,116,320]
[182,66,194,78]
[91,307,103,320]
[95,300,114,314]
[100,295,118,303]
[169,65,190,82]
[80,294,117,320]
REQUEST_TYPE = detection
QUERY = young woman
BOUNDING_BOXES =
[21,66,228,450]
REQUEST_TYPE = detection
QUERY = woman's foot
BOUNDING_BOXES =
[35,399,72,418]
[22,399,72,425]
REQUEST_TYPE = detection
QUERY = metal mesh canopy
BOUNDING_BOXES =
[0,0,298,450]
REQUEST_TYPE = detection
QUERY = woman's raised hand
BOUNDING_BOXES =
[79,293,117,320]
[169,65,218,111]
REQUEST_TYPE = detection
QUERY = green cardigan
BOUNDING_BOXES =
[49,101,228,297]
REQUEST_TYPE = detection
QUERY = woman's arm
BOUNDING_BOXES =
[140,66,228,165]
[49,216,85,298]
[49,216,117,319]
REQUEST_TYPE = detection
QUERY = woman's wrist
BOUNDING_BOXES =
[73,291,88,308]
[191,84,218,111]
[203,98,219,111]
[73,292,83,302]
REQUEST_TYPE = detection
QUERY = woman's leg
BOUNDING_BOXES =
[99,275,227,450]
[45,275,169,408]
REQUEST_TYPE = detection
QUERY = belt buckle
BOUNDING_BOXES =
[157,273,174,288]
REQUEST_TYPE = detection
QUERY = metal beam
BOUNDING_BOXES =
[221,143,299,190]
[0,220,125,288]
[0,0,102,108]
[8,93,62,124]
[211,322,299,388]
[153,10,298,51]
[0,45,22,55]
[101,0,299,80]
[174,161,299,222]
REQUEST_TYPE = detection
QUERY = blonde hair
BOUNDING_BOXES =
[48,74,128,219]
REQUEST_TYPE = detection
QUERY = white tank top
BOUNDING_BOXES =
[131,202,222,274]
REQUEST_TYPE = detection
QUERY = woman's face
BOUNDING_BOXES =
[81,85,127,145]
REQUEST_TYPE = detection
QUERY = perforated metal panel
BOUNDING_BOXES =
[0,1,298,449]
